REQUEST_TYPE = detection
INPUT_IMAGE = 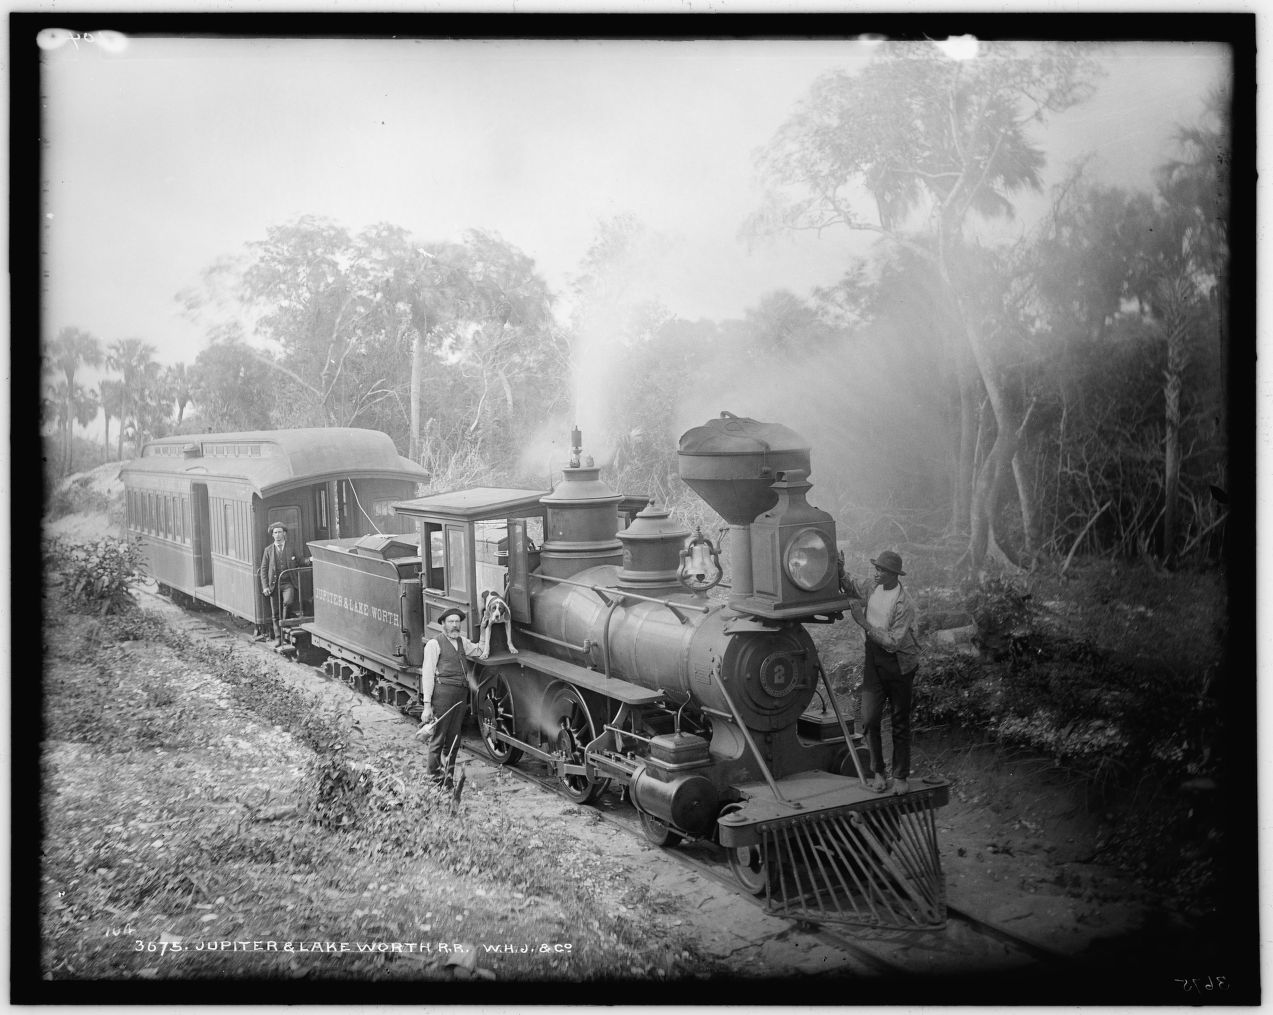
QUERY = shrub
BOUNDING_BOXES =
[46,535,148,615]
[914,574,1219,788]
[963,575,1041,661]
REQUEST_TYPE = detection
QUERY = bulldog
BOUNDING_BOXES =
[479,589,517,656]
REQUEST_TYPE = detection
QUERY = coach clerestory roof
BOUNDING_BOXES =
[120,428,428,497]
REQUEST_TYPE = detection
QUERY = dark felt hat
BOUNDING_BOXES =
[437,607,467,622]
[871,550,905,576]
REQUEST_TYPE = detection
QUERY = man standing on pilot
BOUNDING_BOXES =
[417,607,486,784]
[848,550,922,795]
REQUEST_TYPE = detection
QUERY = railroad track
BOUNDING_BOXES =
[144,587,1072,977]
[452,732,1068,978]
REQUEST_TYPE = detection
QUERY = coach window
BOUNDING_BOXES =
[266,506,302,552]
[336,480,351,536]
[223,504,236,559]
[314,486,329,539]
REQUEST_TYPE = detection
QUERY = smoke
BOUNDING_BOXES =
[666,313,952,563]
[526,214,951,567]
[563,216,680,471]
[514,414,577,488]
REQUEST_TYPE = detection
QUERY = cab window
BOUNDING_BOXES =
[447,526,468,597]
[423,523,445,591]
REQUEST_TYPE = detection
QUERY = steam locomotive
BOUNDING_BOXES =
[294,413,949,930]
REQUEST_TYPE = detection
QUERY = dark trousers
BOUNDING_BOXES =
[267,584,297,627]
[861,640,916,780]
[426,681,468,779]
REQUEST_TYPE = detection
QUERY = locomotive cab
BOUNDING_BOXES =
[392,487,550,644]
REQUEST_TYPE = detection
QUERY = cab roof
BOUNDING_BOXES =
[120,428,428,497]
[393,487,549,522]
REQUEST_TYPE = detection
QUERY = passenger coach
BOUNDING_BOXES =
[121,428,428,632]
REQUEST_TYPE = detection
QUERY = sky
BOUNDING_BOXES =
[37,29,1231,415]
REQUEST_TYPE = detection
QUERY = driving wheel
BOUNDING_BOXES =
[547,684,608,804]
[477,674,523,766]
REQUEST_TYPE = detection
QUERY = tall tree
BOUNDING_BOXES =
[107,338,158,458]
[1150,86,1231,564]
[100,378,124,457]
[48,326,104,476]
[188,340,275,432]
[45,380,100,476]
[164,362,194,425]
[750,41,1099,566]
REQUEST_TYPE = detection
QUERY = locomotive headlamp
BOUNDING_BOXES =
[738,468,853,619]
[784,528,835,591]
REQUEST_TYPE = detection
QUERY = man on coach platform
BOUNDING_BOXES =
[260,522,304,647]
[417,608,486,784]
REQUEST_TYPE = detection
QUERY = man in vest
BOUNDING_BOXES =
[849,550,922,795]
[418,607,486,784]
[260,522,304,646]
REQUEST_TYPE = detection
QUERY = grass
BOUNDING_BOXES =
[40,598,724,982]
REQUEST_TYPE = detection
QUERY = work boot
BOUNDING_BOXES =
[273,623,283,646]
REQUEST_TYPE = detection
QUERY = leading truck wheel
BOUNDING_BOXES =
[727,844,773,896]
[720,804,774,896]
[477,675,523,767]
[640,811,683,849]
[547,685,609,805]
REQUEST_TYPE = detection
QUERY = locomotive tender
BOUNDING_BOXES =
[301,413,949,929]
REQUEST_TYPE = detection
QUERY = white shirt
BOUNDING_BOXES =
[867,582,902,630]
[420,633,483,705]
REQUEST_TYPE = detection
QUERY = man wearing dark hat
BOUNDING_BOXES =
[419,608,486,783]
[260,522,303,646]
[849,550,921,794]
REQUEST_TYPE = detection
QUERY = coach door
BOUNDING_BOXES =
[192,483,213,588]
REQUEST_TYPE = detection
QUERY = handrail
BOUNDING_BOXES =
[274,565,312,617]
[816,664,867,785]
[519,629,590,654]
[531,572,711,616]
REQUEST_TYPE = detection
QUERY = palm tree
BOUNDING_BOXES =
[107,338,157,458]
[164,362,194,426]
[100,378,124,457]
[48,326,103,476]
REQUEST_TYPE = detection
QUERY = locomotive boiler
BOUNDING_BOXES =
[301,413,949,929]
